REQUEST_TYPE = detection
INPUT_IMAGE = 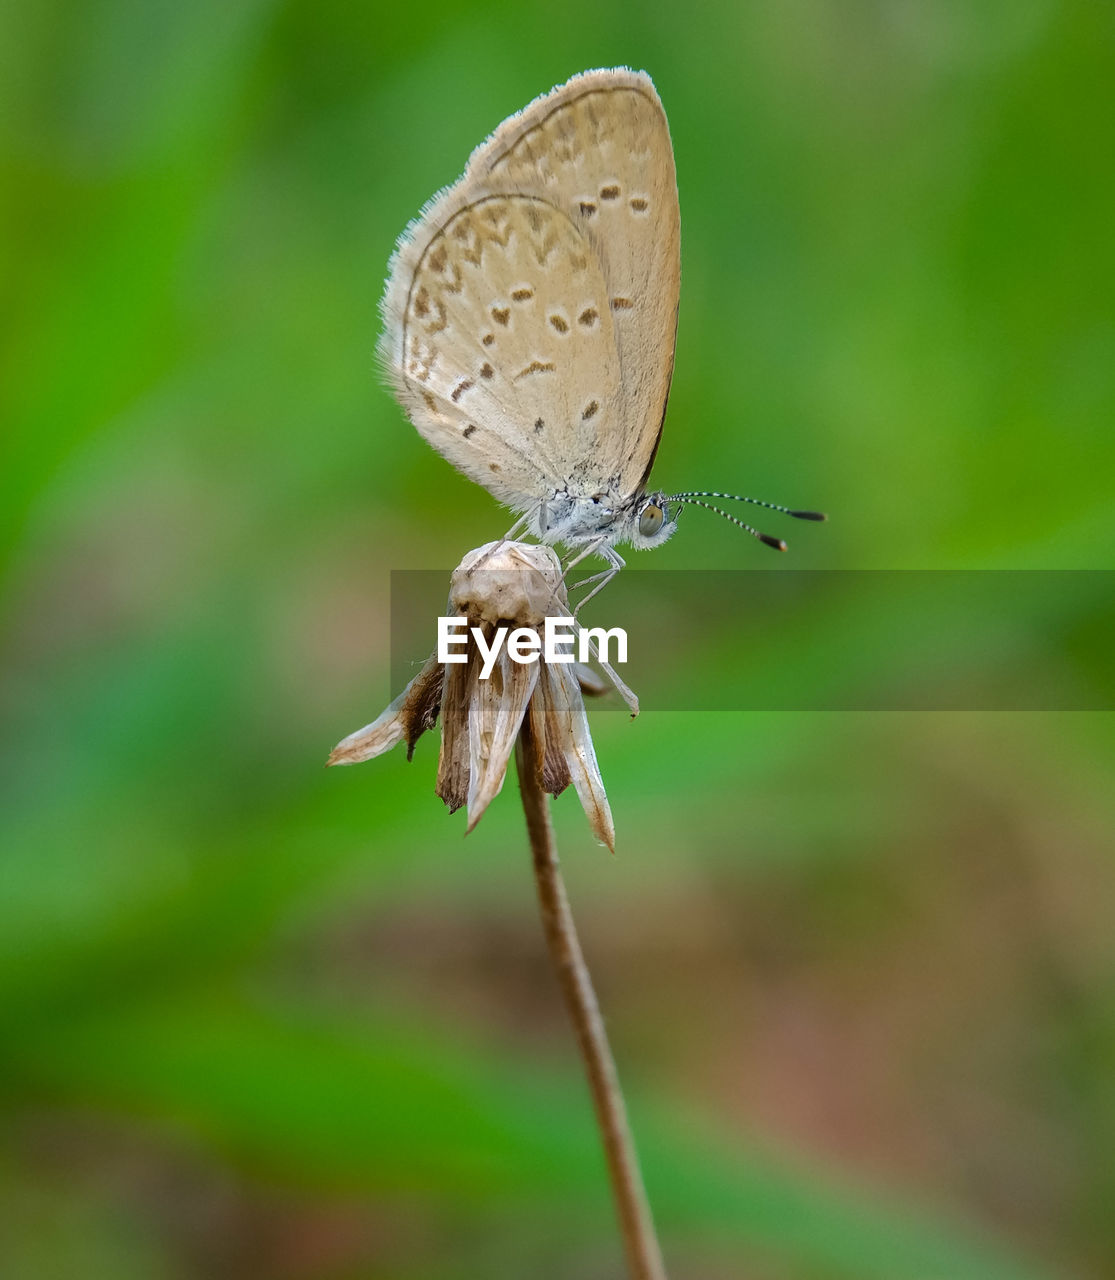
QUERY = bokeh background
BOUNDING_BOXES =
[2,2,1113,1277]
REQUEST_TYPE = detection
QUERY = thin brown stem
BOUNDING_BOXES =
[515,730,667,1280]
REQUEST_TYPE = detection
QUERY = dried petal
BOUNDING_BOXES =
[404,656,443,759]
[328,653,442,766]
[527,676,573,798]
[574,662,610,698]
[436,655,475,813]
[463,650,542,829]
[540,662,615,853]
[465,649,540,831]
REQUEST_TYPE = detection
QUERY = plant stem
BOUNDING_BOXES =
[515,731,668,1280]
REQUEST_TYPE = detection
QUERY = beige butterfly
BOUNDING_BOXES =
[379,68,823,601]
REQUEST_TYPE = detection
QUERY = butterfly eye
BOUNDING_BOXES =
[639,504,664,537]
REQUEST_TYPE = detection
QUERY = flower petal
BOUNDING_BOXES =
[466,652,539,831]
[573,663,610,698]
[527,676,573,798]
[327,654,442,766]
[436,656,475,814]
[541,663,615,853]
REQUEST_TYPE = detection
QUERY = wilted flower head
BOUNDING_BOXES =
[328,542,632,851]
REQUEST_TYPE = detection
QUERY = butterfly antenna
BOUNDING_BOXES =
[670,491,827,522]
[671,497,788,551]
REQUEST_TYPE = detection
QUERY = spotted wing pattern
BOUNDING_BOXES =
[379,68,681,511]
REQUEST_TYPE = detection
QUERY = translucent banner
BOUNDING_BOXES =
[389,570,1115,712]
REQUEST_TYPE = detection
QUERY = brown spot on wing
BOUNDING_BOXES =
[515,360,556,379]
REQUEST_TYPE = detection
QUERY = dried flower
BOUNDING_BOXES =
[327,542,634,851]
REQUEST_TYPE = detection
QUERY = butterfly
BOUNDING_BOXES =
[379,67,823,604]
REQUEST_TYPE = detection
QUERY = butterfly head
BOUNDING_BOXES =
[627,493,679,550]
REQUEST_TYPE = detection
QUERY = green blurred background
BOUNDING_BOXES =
[2,1,1113,1277]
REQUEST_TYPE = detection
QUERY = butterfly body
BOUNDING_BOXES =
[529,486,674,549]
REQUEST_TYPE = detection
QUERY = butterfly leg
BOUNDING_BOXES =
[560,537,607,577]
[546,536,610,612]
[469,509,536,572]
[575,622,639,716]
[570,547,625,616]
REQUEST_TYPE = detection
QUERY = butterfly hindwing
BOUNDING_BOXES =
[390,194,621,510]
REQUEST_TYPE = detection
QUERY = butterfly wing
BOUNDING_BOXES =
[379,68,680,509]
[475,68,681,494]
[382,193,622,510]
